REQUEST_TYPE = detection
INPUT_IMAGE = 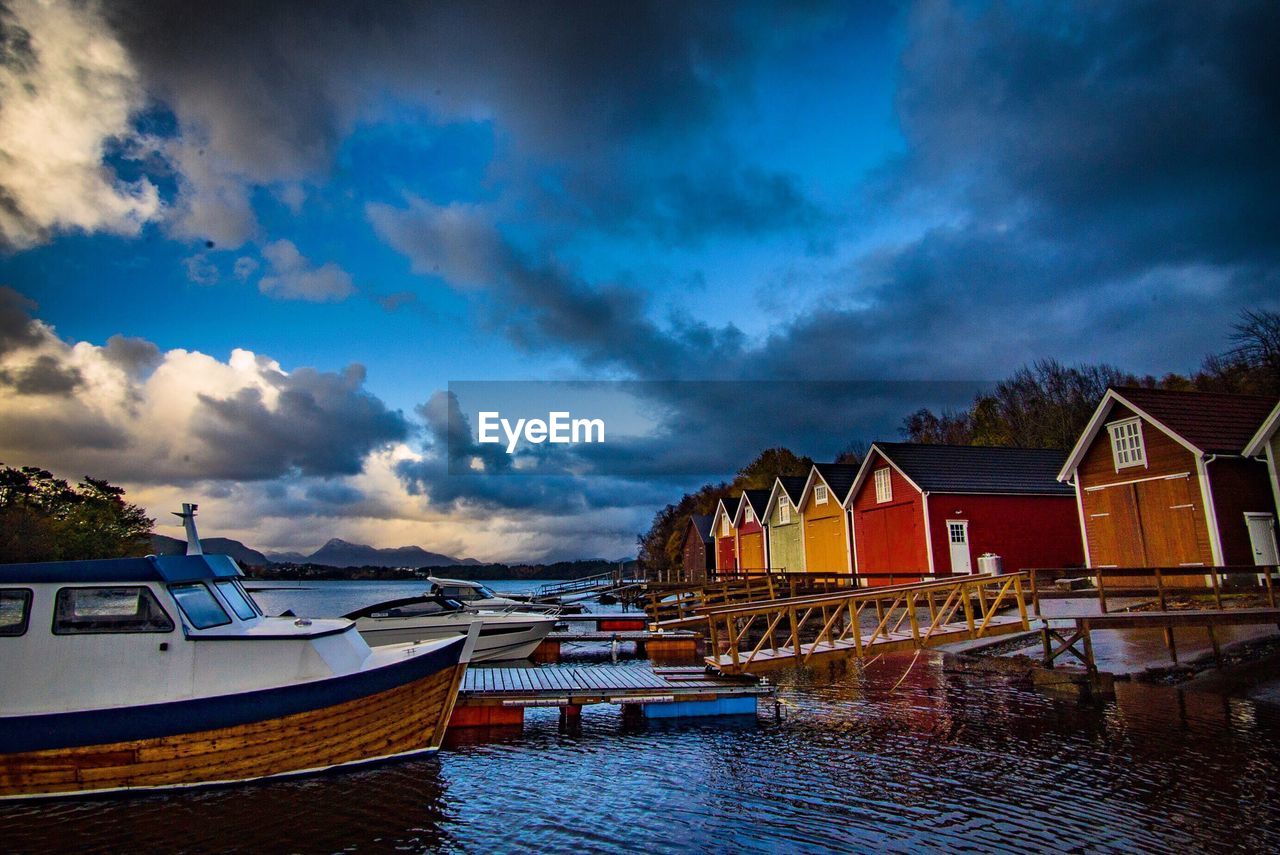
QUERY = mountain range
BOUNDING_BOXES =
[151,535,476,568]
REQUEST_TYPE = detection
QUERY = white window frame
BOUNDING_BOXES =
[779,500,791,524]
[874,467,892,503]
[814,485,828,505]
[948,521,968,544]
[745,506,754,523]
[721,515,730,537]
[1108,417,1147,470]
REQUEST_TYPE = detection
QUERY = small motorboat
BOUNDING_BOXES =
[0,505,477,800]
[424,576,583,614]
[346,593,558,662]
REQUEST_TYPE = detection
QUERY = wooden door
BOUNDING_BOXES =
[805,516,846,574]
[947,520,972,574]
[1133,476,1201,566]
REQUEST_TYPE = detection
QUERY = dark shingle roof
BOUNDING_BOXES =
[814,463,860,502]
[875,443,1073,496]
[777,475,808,502]
[1113,387,1277,454]
[742,489,772,515]
[689,514,713,543]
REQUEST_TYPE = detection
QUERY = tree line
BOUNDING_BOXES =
[0,465,154,563]
[637,309,1280,578]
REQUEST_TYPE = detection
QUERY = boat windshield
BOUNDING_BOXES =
[374,597,462,618]
[214,580,258,620]
[169,583,232,629]
[439,584,497,600]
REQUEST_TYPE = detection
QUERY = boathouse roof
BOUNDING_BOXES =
[689,514,714,543]
[866,443,1073,496]
[0,554,244,584]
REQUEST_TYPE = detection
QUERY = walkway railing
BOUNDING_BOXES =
[644,576,778,628]
[704,572,1031,675]
[538,571,641,598]
[1027,564,1279,616]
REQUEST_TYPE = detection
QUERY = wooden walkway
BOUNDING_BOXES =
[704,572,1032,675]
[460,664,763,704]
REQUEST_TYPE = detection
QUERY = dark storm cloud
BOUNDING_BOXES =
[0,286,42,354]
[192,363,409,481]
[102,334,161,375]
[0,353,82,395]
[95,0,829,245]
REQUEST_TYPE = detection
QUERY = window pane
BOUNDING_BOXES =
[0,589,32,637]
[169,583,232,629]
[54,587,174,634]
[215,580,257,620]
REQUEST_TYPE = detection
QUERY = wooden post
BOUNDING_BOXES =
[1014,575,1029,630]
[962,584,976,634]
[849,600,863,657]
[1210,567,1224,610]
[1041,626,1054,667]
[1207,625,1222,667]
[1155,568,1167,612]
[1080,622,1096,675]
[1030,570,1041,619]
[907,591,920,645]
[789,607,801,663]
[1097,568,1108,614]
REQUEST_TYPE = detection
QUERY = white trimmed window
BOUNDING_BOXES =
[779,500,791,524]
[1108,418,1146,470]
[745,506,754,523]
[720,515,730,536]
[874,467,892,503]
[814,485,829,505]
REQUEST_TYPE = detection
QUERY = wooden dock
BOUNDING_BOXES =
[449,664,770,727]
[704,572,1032,675]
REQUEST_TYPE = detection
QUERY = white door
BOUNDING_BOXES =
[947,520,972,574]
[1246,513,1280,566]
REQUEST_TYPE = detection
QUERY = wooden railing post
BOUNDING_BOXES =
[1097,568,1108,614]
[907,591,920,645]
[1014,574,1029,630]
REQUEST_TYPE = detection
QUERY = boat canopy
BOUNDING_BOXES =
[0,554,244,585]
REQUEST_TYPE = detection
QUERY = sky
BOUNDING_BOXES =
[1,0,1278,561]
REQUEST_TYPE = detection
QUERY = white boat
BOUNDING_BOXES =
[425,575,577,614]
[346,593,558,661]
[0,505,476,800]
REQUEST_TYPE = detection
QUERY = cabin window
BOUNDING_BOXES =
[0,589,32,637]
[169,583,232,629]
[377,599,452,618]
[53,587,174,634]
[215,580,258,620]
[779,501,791,524]
[815,485,829,505]
[721,516,730,536]
[745,506,755,523]
[1108,418,1146,470]
[875,468,893,503]
[440,586,475,600]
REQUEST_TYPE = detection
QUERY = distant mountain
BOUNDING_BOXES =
[151,534,270,567]
[263,550,310,564]
[278,538,470,569]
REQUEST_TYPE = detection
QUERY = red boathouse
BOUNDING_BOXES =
[847,442,1083,584]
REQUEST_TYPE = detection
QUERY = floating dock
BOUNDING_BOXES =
[448,664,771,727]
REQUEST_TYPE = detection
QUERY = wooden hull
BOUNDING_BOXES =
[0,653,467,800]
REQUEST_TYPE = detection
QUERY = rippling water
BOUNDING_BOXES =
[4,581,1279,853]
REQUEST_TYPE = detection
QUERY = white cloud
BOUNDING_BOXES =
[0,0,161,249]
[258,239,356,302]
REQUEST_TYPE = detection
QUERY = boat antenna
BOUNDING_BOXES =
[173,503,203,556]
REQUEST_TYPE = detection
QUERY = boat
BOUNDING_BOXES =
[0,505,477,800]
[345,593,559,661]
[424,575,584,614]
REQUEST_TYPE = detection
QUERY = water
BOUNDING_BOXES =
[3,581,1279,853]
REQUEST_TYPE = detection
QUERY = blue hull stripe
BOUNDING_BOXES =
[1,638,464,754]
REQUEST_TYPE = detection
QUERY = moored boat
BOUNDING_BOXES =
[0,513,477,800]
[345,593,558,661]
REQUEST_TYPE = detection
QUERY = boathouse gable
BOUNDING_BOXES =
[797,463,858,575]
[1061,387,1277,569]
[681,514,715,583]
[734,490,771,574]
[765,476,808,574]
[710,498,738,575]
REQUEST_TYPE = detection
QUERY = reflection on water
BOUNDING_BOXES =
[4,584,1279,853]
